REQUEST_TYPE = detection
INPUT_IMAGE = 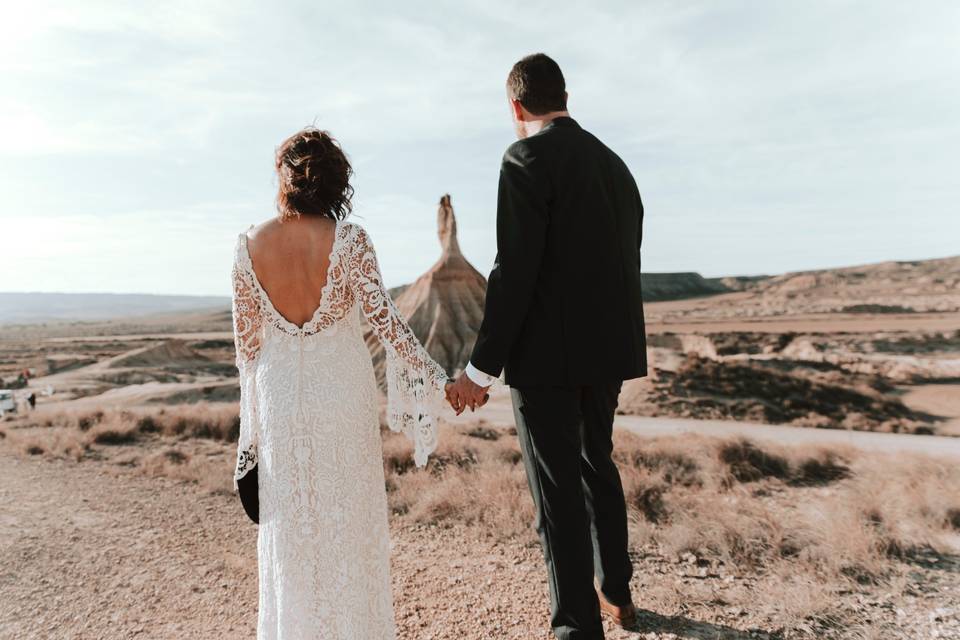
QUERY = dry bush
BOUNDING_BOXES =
[130,403,239,441]
[87,419,140,445]
[10,403,240,445]
[633,439,957,583]
[719,439,791,483]
[25,442,44,455]
[947,508,960,531]
[137,446,234,495]
[385,425,959,594]
[14,429,89,461]
[383,427,534,539]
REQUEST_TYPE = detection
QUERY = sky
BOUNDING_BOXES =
[1,1,958,296]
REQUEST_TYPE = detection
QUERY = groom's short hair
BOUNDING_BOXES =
[507,53,567,115]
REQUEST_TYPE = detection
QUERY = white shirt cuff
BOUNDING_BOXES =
[464,362,496,387]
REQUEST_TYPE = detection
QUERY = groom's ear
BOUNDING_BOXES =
[509,98,525,122]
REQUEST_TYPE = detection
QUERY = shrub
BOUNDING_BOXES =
[719,439,790,483]
[89,425,139,445]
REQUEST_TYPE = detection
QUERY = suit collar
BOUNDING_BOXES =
[542,115,578,131]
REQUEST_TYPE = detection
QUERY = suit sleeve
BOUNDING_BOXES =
[635,181,644,267]
[469,144,549,378]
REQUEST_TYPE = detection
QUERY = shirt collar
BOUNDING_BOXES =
[542,115,578,131]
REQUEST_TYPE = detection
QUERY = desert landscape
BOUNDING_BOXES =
[2,200,959,639]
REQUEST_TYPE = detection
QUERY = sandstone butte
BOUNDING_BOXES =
[366,194,488,385]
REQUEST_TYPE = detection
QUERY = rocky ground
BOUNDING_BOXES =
[2,431,959,640]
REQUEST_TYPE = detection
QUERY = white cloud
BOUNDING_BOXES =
[1,1,959,294]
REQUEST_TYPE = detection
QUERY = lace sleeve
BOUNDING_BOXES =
[231,234,262,490]
[348,225,449,467]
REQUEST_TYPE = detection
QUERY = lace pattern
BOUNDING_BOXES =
[347,225,449,466]
[228,220,449,637]
[231,240,262,489]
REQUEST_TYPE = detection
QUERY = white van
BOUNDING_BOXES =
[0,390,15,415]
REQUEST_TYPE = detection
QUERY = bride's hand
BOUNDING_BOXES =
[444,380,461,414]
[445,375,488,415]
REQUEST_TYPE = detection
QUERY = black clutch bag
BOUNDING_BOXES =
[237,464,259,524]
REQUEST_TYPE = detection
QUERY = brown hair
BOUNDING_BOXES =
[506,53,567,115]
[275,127,354,221]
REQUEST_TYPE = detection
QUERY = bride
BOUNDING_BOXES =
[230,127,453,639]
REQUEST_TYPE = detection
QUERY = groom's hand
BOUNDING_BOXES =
[446,374,489,415]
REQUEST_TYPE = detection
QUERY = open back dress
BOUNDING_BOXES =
[230,219,448,639]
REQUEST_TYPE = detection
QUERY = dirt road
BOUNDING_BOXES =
[452,387,960,459]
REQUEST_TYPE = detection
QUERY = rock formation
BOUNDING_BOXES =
[367,195,488,384]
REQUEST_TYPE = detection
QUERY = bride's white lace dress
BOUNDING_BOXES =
[230,219,448,640]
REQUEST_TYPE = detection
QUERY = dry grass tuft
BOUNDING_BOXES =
[383,427,534,538]
[88,422,140,445]
[16,429,89,460]
[719,438,791,482]
[9,403,240,447]
[138,446,233,495]
[130,404,239,441]
[947,508,960,531]
[5,404,240,476]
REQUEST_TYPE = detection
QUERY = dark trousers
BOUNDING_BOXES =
[510,382,633,640]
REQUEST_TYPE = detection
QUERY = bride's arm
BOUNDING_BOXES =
[347,225,449,466]
[231,240,263,489]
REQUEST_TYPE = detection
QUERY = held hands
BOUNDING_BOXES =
[444,374,490,415]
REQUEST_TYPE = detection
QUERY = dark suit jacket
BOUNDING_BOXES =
[470,116,647,387]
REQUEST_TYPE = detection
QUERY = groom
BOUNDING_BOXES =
[447,53,647,639]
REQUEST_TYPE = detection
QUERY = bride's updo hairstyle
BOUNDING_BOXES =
[275,127,354,221]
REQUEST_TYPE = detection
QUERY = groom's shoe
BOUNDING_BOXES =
[595,586,637,630]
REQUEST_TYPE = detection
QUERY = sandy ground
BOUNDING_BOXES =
[902,384,960,436]
[4,443,959,640]
[0,447,697,640]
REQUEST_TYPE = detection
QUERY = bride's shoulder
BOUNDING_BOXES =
[244,218,281,240]
[338,219,374,247]
[235,220,270,246]
[232,223,255,257]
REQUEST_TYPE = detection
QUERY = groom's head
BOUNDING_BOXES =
[506,53,568,139]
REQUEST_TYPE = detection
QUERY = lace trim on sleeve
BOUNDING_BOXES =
[347,224,448,467]
[232,232,262,488]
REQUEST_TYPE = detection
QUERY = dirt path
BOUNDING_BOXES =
[453,388,960,459]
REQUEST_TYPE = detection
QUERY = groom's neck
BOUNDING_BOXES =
[520,110,570,138]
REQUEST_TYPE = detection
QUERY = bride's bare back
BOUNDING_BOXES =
[245,217,337,328]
